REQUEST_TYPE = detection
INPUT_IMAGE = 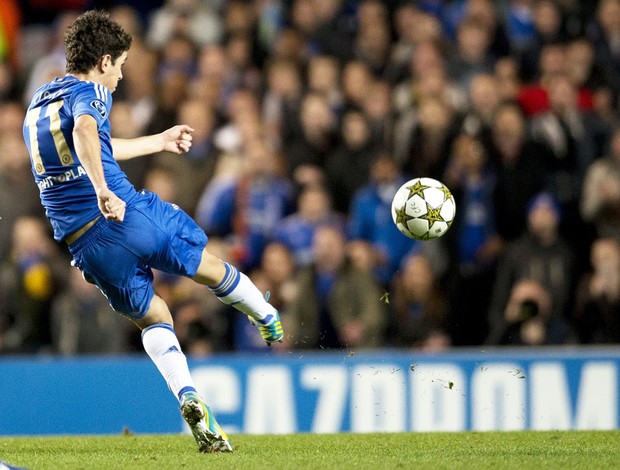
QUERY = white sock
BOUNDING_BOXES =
[209,261,277,322]
[141,322,196,402]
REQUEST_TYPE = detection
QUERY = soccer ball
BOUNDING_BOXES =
[391,177,456,240]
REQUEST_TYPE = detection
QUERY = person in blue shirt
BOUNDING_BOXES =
[273,183,346,268]
[195,139,294,270]
[22,10,282,454]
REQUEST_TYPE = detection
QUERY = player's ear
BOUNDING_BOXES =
[99,54,113,72]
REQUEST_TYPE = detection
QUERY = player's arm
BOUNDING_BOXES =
[73,114,126,222]
[111,124,194,160]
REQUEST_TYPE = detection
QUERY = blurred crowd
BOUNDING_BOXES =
[1,0,620,355]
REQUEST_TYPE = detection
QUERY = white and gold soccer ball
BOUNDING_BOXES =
[391,177,456,240]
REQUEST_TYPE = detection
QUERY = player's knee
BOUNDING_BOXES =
[193,248,226,286]
[134,295,174,329]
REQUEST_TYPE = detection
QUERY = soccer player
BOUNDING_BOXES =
[22,10,283,453]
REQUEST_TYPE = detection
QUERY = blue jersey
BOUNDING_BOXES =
[22,75,137,241]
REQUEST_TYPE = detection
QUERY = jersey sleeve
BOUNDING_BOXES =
[70,82,112,128]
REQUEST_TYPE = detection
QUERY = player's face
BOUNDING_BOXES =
[102,51,128,93]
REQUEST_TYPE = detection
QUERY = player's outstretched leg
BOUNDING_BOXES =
[180,391,233,453]
[194,252,284,345]
[209,263,284,345]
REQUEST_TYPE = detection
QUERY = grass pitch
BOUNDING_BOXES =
[1,431,619,470]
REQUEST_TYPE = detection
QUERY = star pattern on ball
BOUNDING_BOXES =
[421,203,445,230]
[406,180,431,199]
[394,204,412,227]
[438,184,453,201]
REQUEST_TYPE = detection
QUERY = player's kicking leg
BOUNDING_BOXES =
[192,248,284,345]
[136,296,233,453]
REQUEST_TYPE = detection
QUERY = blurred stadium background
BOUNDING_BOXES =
[1,0,620,435]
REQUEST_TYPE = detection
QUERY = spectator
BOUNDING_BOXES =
[173,296,228,356]
[494,56,522,103]
[489,102,547,241]
[353,13,391,76]
[0,120,43,260]
[255,242,298,312]
[311,0,353,62]
[254,0,285,62]
[51,267,132,355]
[566,37,619,96]
[341,60,374,111]
[153,98,219,214]
[488,278,572,345]
[447,14,496,95]
[195,139,294,270]
[273,184,346,268]
[387,251,451,351]
[110,5,158,118]
[270,26,307,64]
[146,0,222,50]
[222,0,256,39]
[306,54,344,115]
[580,125,620,239]
[212,87,261,159]
[362,80,394,150]
[456,72,501,147]
[356,0,389,30]
[144,66,190,136]
[385,6,442,84]
[262,58,304,152]
[0,216,66,353]
[392,40,466,166]
[191,45,235,114]
[392,38,467,117]
[288,0,320,56]
[573,238,620,343]
[505,0,536,53]
[530,73,603,201]
[283,92,337,188]
[397,95,457,182]
[285,225,386,349]
[156,34,198,86]
[0,60,15,102]
[443,133,501,345]
[326,109,378,213]
[223,33,262,93]
[110,99,151,189]
[143,165,178,204]
[586,0,620,94]
[518,0,567,83]
[487,192,576,344]
[466,0,511,59]
[518,42,596,117]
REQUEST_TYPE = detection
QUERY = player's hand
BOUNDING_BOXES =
[162,125,194,154]
[97,187,126,222]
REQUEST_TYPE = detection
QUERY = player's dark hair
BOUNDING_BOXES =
[64,10,132,74]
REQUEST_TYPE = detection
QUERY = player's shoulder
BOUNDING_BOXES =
[71,79,111,104]
[31,76,110,107]
[66,79,112,120]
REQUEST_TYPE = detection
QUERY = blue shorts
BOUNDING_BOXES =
[68,190,208,318]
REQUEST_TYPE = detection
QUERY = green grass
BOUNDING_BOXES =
[1,431,620,470]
